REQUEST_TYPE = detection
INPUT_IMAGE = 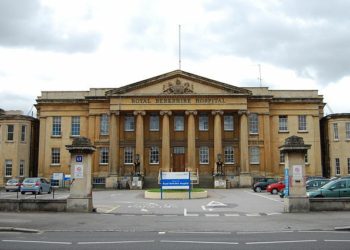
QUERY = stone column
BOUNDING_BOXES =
[185,110,197,171]
[160,111,172,171]
[212,110,224,173]
[106,111,119,188]
[134,111,146,175]
[38,117,46,177]
[263,113,272,176]
[238,110,251,187]
[66,137,96,212]
[280,135,311,213]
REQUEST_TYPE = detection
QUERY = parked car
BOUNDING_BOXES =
[307,178,350,198]
[21,177,52,195]
[5,179,22,192]
[267,181,285,194]
[306,179,330,191]
[252,178,278,192]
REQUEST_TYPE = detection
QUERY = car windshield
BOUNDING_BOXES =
[7,179,18,184]
[24,178,38,183]
[321,180,340,190]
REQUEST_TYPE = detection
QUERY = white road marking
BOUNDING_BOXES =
[158,232,166,235]
[206,201,227,207]
[224,214,240,217]
[245,190,282,202]
[205,214,220,217]
[324,239,350,242]
[201,205,206,211]
[163,215,178,217]
[167,231,231,234]
[246,213,260,217]
[78,240,155,245]
[266,212,282,216]
[237,231,293,234]
[105,206,120,213]
[2,240,72,245]
[246,239,317,245]
[160,240,238,245]
[184,209,199,216]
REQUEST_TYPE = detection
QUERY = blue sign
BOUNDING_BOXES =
[161,179,190,188]
[76,155,83,163]
[284,168,289,197]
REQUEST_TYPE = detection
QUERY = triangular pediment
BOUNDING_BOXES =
[106,70,251,96]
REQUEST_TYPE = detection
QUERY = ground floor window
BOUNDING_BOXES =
[280,152,285,164]
[249,147,260,164]
[199,147,209,164]
[99,147,109,164]
[149,146,159,164]
[19,160,25,176]
[5,160,12,177]
[51,148,60,164]
[173,147,185,154]
[335,158,340,175]
[124,147,134,164]
[224,146,234,164]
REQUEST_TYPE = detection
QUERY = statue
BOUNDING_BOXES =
[133,154,141,176]
[216,154,225,176]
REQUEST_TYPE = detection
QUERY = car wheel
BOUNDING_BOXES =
[21,191,25,195]
[32,191,36,195]
[38,188,42,195]
[272,189,278,195]
[6,189,9,192]
[255,187,262,192]
[48,188,52,194]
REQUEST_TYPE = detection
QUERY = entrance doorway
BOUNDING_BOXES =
[173,147,185,172]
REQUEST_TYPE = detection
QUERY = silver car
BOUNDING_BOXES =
[21,177,52,195]
[5,179,22,192]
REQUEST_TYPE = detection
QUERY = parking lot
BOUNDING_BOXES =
[0,188,284,216]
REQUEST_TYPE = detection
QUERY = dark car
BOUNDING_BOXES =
[253,178,278,192]
[306,179,330,191]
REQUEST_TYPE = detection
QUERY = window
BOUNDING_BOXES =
[100,147,109,164]
[280,152,285,164]
[124,147,134,164]
[5,160,12,177]
[100,114,109,135]
[224,146,235,164]
[52,116,61,136]
[7,125,14,141]
[173,147,185,154]
[19,160,24,176]
[279,115,288,131]
[149,115,159,131]
[51,148,60,164]
[346,123,350,140]
[298,115,307,131]
[21,125,26,142]
[71,116,80,136]
[199,115,209,131]
[333,123,339,140]
[92,177,106,187]
[249,113,258,134]
[174,116,184,131]
[124,116,135,131]
[250,147,260,164]
[304,151,309,164]
[348,158,350,175]
[199,147,209,164]
[335,158,340,175]
[224,115,234,131]
[149,146,159,164]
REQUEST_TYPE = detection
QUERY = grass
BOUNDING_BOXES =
[147,188,205,193]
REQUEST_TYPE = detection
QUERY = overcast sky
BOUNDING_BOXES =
[0,0,349,115]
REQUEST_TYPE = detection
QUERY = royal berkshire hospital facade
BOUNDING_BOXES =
[35,70,324,188]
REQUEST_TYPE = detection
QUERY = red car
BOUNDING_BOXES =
[266,181,285,194]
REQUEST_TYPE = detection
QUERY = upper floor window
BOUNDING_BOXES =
[7,124,14,141]
[99,147,109,164]
[51,148,60,164]
[149,146,159,164]
[199,146,209,164]
[249,113,259,134]
[21,125,26,142]
[224,115,234,131]
[250,146,260,164]
[280,152,285,164]
[124,116,135,131]
[199,115,209,131]
[224,146,235,164]
[5,160,12,177]
[19,160,25,176]
[174,116,184,131]
[149,115,159,131]
[346,123,350,140]
[335,158,340,175]
[52,116,61,136]
[124,147,134,164]
[333,123,339,140]
[279,115,288,132]
[71,116,80,136]
[298,115,307,131]
[100,114,109,135]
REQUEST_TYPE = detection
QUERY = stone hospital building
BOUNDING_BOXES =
[35,70,324,187]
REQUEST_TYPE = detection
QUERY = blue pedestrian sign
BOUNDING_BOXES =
[76,155,83,163]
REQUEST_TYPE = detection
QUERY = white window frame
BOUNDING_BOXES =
[199,146,209,164]
[279,115,288,132]
[124,116,135,132]
[100,114,109,135]
[52,116,61,136]
[5,160,12,177]
[149,146,159,164]
[224,146,235,164]
[250,146,260,164]
[19,160,25,177]
[346,123,350,140]
[280,152,285,164]
[51,148,60,165]
[224,115,234,131]
[149,115,159,131]
[99,147,109,164]
[249,113,258,134]
[335,158,340,175]
[333,123,339,140]
[71,116,80,136]
[174,116,184,131]
[21,125,26,142]
[298,115,307,131]
[124,147,134,164]
[7,124,14,141]
[199,115,209,131]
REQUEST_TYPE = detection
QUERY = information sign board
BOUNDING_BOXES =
[74,164,84,179]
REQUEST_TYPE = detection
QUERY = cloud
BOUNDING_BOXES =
[0,91,36,114]
[0,0,101,53]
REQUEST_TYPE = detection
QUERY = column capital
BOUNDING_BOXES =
[238,110,250,116]
[109,111,120,116]
[185,110,198,116]
[211,110,224,116]
[160,110,172,116]
[133,110,146,116]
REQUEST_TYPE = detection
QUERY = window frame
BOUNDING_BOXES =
[224,146,235,164]
[335,158,340,175]
[51,148,61,165]
[149,115,159,131]
[71,116,80,137]
[199,146,209,164]
[5,160,12,177]
[333,123,339,140]
[7,124,14,141]
[21,125,26,142]
[149,146,160,164]
[346,123,350,140]
[249,113,259,134]
[19,160,25,177]
[199,115,209,131]
[52,116,61,137]
[249,146,260,164]
[279,115,288,132]
[174,116,184,131]
[100,114,109,135]
[224,115,234,131]
[99,147,109,164]
[124,147,134,164]
[124,116,135,132]
[298,115,307,131]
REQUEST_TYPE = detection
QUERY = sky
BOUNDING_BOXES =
[0,0,349,115]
